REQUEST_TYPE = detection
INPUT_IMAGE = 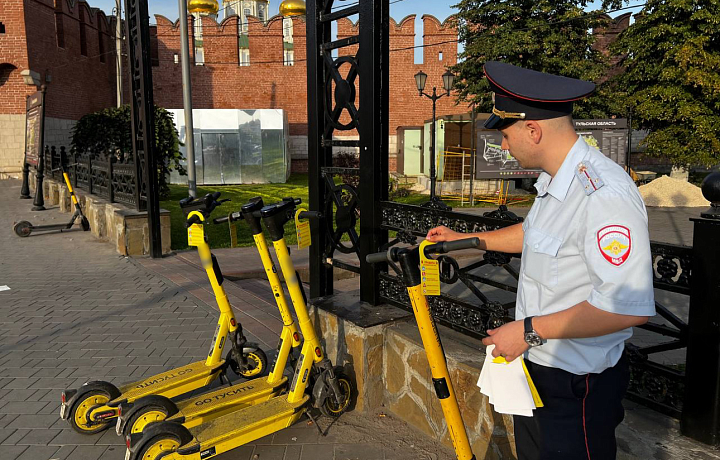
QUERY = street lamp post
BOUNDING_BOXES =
[415,69,455,210]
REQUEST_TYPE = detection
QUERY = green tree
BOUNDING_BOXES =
[70,105,185,199]
[610,0,720,167]
[451,0,621,118]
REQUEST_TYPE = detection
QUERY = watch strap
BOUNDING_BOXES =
[524,316,534,334]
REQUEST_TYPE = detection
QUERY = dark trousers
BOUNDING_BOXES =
[513,355,629,460]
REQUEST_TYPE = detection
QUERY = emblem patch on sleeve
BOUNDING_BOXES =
[597,225,631,266]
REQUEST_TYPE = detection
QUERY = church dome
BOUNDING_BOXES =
[188,0,219,15]
[279,0,306,17]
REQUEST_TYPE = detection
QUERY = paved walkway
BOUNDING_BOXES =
[0,179,455,460]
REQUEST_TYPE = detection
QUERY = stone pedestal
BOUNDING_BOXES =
[309,291,515,458]
[33,176,172,256]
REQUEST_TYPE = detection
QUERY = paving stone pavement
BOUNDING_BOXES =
[0,179,457,460]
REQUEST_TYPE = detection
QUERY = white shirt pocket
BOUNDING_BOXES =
[523,228,563,287]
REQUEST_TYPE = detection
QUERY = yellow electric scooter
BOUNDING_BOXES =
[367,237,481,460]
[59,193,267,435]
[125,198,353,460]
[114,197,303,438]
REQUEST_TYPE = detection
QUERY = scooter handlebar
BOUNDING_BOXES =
[366,252,390,264]
[424,237,480,255]
[297,211,323,220]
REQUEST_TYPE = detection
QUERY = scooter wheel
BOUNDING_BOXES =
[123,405,172,438]
[13,221,32,237]
[319,368,353,418]
[133,433,181,460]
[227,349,268,379]
[69,389,114,434]
[81,217,90,231]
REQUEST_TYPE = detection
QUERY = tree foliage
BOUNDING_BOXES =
[451,0,622,119]
[610,0,720,167]
[70,105,185,198]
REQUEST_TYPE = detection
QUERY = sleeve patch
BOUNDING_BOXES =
[597,225,631,266]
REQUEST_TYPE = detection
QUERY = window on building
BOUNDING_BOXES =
[195,47,205,65]
[98,29,105,63]
[283,17,293,43]
[54,12,64,47]
[239,48,250,66]
[439,51,443,61]
[284,50,294,66]
[0,22,5,34]
[194,13,204,65]
[0,64,16,87]
[242,8,251,32]
[258,4,266,23]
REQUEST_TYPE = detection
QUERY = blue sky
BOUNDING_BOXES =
[89,0,644,62]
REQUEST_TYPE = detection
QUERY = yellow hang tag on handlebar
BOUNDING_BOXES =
[295,208,311,250]
[419,240,441,296]
[188,223,205,247]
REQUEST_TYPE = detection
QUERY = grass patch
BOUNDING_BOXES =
[163,174,309,250]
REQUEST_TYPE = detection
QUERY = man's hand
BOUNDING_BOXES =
[481,320,529,362]
[426,225,463,243]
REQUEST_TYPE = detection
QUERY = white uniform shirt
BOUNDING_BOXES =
[517,136,656,375]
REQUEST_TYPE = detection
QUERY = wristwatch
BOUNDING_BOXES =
[524,316,545,347]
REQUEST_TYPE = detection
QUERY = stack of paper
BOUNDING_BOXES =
[476,345,543,416]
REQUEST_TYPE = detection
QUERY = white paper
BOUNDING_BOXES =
[477,345,537,416]
[0,285,10,292]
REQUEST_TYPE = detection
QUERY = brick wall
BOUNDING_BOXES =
[25,0,117,119]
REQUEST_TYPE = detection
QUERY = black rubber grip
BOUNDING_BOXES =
[297,211,323,220]
[211,192,222,200]
[366,252,388,264]
[213,216,229,225]
[179,196,195,208]
[426,237,480,255]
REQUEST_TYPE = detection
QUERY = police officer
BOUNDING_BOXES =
[426,61,656,460]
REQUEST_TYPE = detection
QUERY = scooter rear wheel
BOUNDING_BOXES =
[123,405,172,438]
[319,369,353,417]
[69,389,113,434]
[13,221,32,237]
[133,433,181,460]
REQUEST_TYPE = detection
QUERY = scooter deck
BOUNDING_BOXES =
[166,376,288,429]
[178,395,309,457]
[114,360,225,405]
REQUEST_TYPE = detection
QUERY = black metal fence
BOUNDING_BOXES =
[43,145,143,210]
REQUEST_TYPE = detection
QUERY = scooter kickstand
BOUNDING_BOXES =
[305,411,325,436]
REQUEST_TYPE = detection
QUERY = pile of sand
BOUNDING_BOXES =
[639,175,710,207]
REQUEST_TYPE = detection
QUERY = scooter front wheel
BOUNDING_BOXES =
[227,348,268,379]
[13,221,32,237]
[320,368,353,417]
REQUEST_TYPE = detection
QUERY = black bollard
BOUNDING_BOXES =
[19,161,31,199]
[31,146,46,211]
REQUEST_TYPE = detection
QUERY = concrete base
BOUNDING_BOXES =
[33,175,172,256]
[309,291,515,458]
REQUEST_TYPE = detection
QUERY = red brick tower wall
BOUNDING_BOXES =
[0,0,31,114]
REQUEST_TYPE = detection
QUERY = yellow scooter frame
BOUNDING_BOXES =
[125,198,353,460]
[59,194,263,435]
[366,238,481,460]
[114,197,303,438]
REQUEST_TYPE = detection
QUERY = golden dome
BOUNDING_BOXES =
[279,0,306,17]
[188,0,219,15]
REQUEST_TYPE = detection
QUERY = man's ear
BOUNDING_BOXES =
[525,120,543,144]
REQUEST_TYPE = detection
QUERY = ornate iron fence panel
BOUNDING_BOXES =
[377,201,522,338]
[42,146,141,210]
[624,242,692,419]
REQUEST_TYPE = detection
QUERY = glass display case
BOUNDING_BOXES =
[168,109,290,185]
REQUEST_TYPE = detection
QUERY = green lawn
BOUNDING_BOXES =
[163,174,513,250]
[163,175,309,250]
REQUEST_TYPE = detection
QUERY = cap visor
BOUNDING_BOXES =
[483,113,516,130]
